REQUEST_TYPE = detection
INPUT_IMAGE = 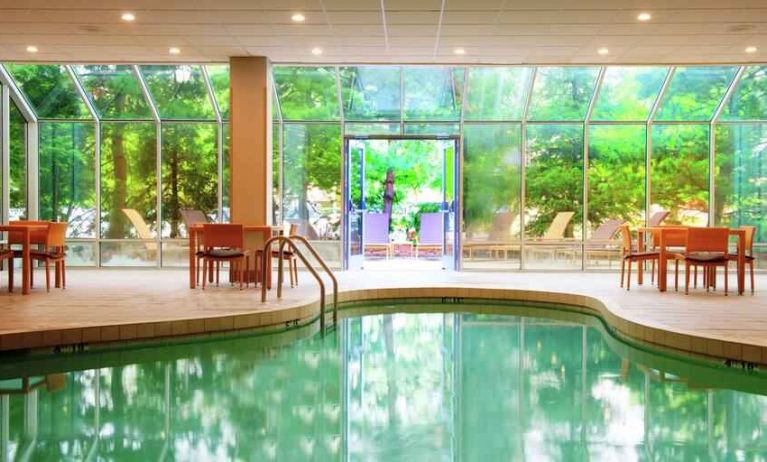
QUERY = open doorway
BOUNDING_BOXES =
[343,135,460,271]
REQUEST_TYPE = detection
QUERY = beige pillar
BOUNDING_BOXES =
[229,56,272,226]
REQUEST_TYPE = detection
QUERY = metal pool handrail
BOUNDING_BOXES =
[260,236,336,331]
[287,234,338,326]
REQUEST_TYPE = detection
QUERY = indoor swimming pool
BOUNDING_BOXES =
[1,301,765,461]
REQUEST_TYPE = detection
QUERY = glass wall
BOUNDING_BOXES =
[3,62,767,270]
[1,63,229,267]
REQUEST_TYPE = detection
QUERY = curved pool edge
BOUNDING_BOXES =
[0,285,764,367]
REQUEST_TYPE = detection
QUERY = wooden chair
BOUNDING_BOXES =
[0,245,13,292]
[30,222,68,292]
[619,224,659,290]
[729,225,756,294]
[180,209,210,285]
[684,227,730,295]
[200,224,249,290]
[272,223,299,287]
[651,226,688,291]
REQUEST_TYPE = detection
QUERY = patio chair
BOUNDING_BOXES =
[0,243,12,292]
[541,211,575,241]
[648,210,669,227]
[416,212,443,258]
[273,223,299,287]
[181,209,210,283]
[464,212,517,259]
[200,224,249,290]
[30,222,68,292]
[363,212,391,259]
[619,224,658,290]
[728,225,756,294]
[585,218,625,265]
[684,227,730,295]
[121,208,156,241]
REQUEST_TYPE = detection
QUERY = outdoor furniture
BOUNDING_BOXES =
[272,223,299,287]
[542,211,575,241]
[619,224,659,290]
[181,209,210,284]
[30,222,68,292]
[189,224,275,289]
[200,224,249,290]
[463,212,517,259]
[637,226,747,294]
[363,212,391,259]
[416,212,443,258]
[0,244,13,292]
[3,221,51,294]
[648,210,670,227]
[729,225,756,294]
[684,227,730,295]
[585,218,625,265]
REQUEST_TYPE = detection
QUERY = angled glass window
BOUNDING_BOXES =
[273,66,340,121]
[720,66,767,120]
[39,122,97,237]
[206,64,230,120]
[591,66,668,121]
[655,66,738,121]
[5,64,91,119]
[140,65,216,120]
[527,67,600,121]
[464,67,532,121]
[715,124,767,243]
[404,123,460,135]
[403,67,463,121]
[650,124,709,226]
[73,65,152,120]
[339,66,401,121]
[345,123,400,135]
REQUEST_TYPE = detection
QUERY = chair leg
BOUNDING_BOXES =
[620,258,625,288]
[750,261,755,294]
[45,259,50,292]
[724,263,728,296]
[694,265,697,289]
[706,266,711,293]
[216,261,220,287]
[61,260,66,289]
[651,259,655,285]
[293,257,299,287]
[626,259,632,291]
[8,259,13,293]
[202,258,208,290]
[685,262,690,295]
[674,260,679,291]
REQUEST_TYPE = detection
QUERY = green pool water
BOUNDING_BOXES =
[1,302,765,461]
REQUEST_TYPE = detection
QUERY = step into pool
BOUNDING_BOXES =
[0,301,765,460]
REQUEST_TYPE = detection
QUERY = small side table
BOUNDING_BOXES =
[389,241,414,258]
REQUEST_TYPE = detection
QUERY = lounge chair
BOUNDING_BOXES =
[463,212,518,259]
[416,212,443,258]
[648,210,669,227]
[363,212,391,259]
[121,209,158,256]
[585,218,626,266]
[541,211,575,241]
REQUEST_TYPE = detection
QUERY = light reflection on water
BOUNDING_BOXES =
[1,310,765,461]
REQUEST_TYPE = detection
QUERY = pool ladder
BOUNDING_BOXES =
[260,235,338,331]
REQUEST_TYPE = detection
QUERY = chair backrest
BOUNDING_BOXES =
[122,208,154,239]
[685,227,729,254]
[419,212,443,245]
[542,211,575,240]
[180,209,209,228]
[488,212,516,241]
[202,224,243,249]
[648,210,669,227]
[45,222,68,249]
[741,225,756,256]
[363,213,390,245]
[590,219,625,241]
[618,224,633,254]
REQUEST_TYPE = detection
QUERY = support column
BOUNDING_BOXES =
[230,56,272,226]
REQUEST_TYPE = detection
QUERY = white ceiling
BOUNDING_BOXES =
[0,0,765,64]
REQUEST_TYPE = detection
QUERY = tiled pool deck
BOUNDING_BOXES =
[0,268,765,366]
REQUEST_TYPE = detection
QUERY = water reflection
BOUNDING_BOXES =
[1,311,765,461]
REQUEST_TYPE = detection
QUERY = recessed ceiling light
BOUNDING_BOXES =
[598,47,609,55]
[637,12,652,21]
[26,45,38,53]
[454,47,466,55]
[169,47,181,55]
[121,12,135,22]
[311,47,323,55]
[291,13,305,22]
[745,46,758,53]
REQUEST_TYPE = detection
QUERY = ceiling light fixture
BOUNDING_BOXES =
[169,47,181,55]
[26,45,38,53]
[291,13,305,22]
[745,46,758,53]
[311,47,323,55]
[637,12,652,21]
[454,47,466,55]
[121,12,136,22]
[598,47,609,55]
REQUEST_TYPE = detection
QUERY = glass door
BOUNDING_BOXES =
[441,139,460,270]
[344,139,365,270]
